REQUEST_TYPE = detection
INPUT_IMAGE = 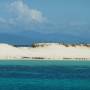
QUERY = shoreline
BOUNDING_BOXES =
[0,43,90,60]
[0,57,90,61]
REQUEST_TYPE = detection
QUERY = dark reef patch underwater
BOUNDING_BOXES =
[0,60,90,90]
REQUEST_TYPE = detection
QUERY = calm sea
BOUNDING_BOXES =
[0,60,90,90]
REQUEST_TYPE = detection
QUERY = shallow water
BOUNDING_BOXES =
[0,60,90,90]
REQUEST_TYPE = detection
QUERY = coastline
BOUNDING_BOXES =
[0,57,90,61]
[0,43,90,60]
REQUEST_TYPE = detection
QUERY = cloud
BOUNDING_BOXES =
[0,0,47,32]
[9,0,47,23]
[0,0,90,37]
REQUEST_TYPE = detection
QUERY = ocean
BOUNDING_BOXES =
[0,60,90,90]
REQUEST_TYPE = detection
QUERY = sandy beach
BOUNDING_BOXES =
[0,43,90,60]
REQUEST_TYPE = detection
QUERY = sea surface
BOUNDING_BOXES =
[0,60,90,90]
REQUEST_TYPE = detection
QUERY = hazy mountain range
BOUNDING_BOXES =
[0,31,89,45]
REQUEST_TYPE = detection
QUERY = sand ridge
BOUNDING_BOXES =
[0,43,90,60]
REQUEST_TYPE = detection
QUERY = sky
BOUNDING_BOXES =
[0,0,90,44]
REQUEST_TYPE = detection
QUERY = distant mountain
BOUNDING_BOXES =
[0,31,89,45]
[0,33,32,45]
[19,31,90,44]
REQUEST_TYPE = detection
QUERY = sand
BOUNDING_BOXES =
[0,43,90,60]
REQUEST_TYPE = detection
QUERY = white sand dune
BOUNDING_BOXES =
[0,43,90,60]
[0,44,28,59]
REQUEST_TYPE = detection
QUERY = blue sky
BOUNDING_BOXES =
[0,0,90,43]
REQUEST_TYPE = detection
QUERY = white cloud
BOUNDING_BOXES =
[0,0,48,32]
[0,0,89,35]
[9,0,47,23]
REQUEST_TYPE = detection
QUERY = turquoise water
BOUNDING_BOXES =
[0,60,90,90]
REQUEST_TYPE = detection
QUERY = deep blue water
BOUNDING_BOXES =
[0,60,90,90]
